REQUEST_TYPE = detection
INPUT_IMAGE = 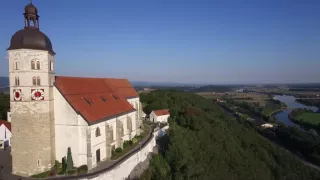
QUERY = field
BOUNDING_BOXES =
[197,92,269,107]
[195,92,226,99]
[248,87,320,98]
[296,113,320,125]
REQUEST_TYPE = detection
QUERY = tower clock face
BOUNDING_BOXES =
[31,89,44,101]
[13,89,22,101]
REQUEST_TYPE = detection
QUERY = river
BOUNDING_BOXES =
[273,95,319,128]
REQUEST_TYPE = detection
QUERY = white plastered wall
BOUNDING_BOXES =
[0,124,12,146]
[54,86,88,167]
[90,111,137,168]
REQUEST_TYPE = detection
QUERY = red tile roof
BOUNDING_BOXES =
[55,76,138,124]
[0,120,11,131]
[154,109,170,116]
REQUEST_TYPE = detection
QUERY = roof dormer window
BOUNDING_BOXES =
[112,94,119,100]
[83,97,93,106]
[100,96,107,103]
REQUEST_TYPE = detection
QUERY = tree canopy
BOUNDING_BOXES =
[0,93,9,120]
[139,90,320,180]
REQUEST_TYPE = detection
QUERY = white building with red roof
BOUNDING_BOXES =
[150,109,170,123]
[0,120,11,149]
[6,2,144,177]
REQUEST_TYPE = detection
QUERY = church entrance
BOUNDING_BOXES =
[96,149,100,163]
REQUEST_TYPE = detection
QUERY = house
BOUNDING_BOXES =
[261,123,274,128]
[6,2,144,177]
[150,109,170,123]
[216,99,225,103]
[0,120,11,149]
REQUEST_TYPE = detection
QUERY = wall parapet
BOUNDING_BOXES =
[15,126,169,180]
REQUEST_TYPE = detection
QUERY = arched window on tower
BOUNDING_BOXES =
[96,127,101,137]
[32,77,41,86]
[37,77,41,86]
[31,60,35,70]
[15,77,19,86]
[14,61,19,70]
[32,77,36,86]
[50,61,53,71]
[36,61,40,70]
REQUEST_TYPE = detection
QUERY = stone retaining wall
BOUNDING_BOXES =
[16,125,169,180]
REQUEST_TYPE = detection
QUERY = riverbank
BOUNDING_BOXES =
[257,127,320,170]
[288,109,320,131]
[296,99,320,109]
[217,103,320,171]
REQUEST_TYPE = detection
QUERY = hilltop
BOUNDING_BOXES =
[139,90,320,180]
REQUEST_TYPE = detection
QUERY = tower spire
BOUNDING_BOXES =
[24,1,39,29]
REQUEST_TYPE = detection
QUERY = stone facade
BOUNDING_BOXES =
[8,49,55,176]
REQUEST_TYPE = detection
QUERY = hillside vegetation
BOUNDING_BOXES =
[138,90,320,180]
[0,93,9,120]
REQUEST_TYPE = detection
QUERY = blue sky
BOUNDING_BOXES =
[0,0,319,84]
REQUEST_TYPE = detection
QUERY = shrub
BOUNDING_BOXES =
[77,165,88,175]
[67,169,76,175]
[123,140,133,149]
[55,160,60,170]
[123,140,130,149]
[134,135,143,139]
[31,171,50,178]
[115,147,123,153]
[49,165,57,177]
[132,137,138,144]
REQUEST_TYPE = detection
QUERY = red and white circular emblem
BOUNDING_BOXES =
[31,89,44,101]
[13,89,22,101]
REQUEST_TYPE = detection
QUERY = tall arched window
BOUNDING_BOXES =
[15,77,19,86]
[96,127,101,137]
[50,61,53,71]
[32,77,41,86]
[14,62,19,70]
[31,60,35,70]
[36,61,40,70]
[32,77,36,85]
[37,77,41,86]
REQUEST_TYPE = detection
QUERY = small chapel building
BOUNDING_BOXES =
[149,109,170,123]
[7,2,143,177]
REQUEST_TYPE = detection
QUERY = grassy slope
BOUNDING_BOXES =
[296,113,320,125]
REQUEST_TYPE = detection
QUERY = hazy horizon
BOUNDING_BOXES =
[1,0,319,84]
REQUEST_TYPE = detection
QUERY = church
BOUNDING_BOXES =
[7,2,143,177]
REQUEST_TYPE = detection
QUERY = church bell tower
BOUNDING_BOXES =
[7,1,55,176]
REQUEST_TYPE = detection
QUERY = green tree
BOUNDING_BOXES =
[61,157,67,173]
[0,93,9,120]
[67,147,73,170]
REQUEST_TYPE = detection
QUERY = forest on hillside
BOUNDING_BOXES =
[137,90,320,180]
